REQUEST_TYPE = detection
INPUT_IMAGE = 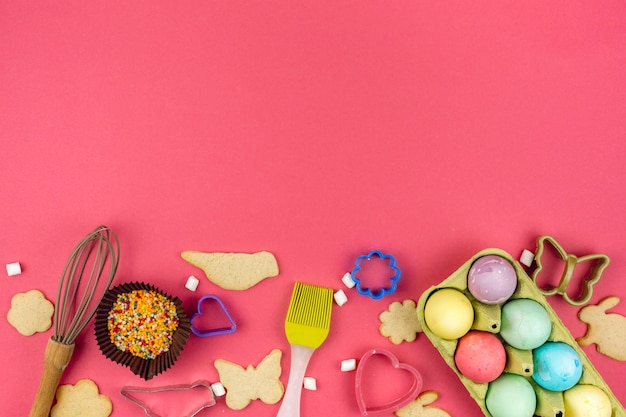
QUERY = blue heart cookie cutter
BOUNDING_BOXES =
[191,295,237,337]
[351,250,401,300]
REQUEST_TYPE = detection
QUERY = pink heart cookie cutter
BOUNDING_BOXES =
[355,348,423,416]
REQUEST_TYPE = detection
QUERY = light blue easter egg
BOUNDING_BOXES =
[500,298,552,349]
[532,342,583,391]
[486,373,537,417]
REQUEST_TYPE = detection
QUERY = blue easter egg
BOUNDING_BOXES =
[532,342,583,391]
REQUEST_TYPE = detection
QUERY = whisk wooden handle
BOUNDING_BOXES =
[29,338,75,417]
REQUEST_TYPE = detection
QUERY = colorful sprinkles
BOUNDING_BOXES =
[107,289,180,360]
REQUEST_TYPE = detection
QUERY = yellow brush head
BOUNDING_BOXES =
[285,282,333,349]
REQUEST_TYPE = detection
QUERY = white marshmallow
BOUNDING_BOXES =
[6,262,21,276]
[211,382,226,397]
[185,275,199,291]
[341,359,357,372]
[341,272,356,288]
[303,377,317,390]
[520,249,535,267]
[334,289,348,306]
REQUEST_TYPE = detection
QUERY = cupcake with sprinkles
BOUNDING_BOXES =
[95,282,190,380]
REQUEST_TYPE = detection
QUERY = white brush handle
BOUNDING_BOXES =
[276,344,315,417]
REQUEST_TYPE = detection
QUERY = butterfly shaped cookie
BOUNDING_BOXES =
[214,348,284,410]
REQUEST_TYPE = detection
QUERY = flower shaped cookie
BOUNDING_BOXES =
[51,379,112,417]
[379,300,422,344]
[7,289,54,336]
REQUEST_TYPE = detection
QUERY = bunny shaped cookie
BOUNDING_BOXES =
[577,296,626,361]
[395,391,452,417]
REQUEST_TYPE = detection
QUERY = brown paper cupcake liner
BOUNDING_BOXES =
[95,282,191,380]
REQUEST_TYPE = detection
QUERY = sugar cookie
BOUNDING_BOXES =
[7,289,54,336]
[577,296,626,361]
[395,391,452,417]
[379,299,422,344]
[50,379,112,417]
[181,250,279,290]
[214,349,284,410]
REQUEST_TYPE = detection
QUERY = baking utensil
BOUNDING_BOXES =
[29,226,119,417]
[121,380,216,417]
[190,294,237,337]
[276,282,333,417]
[532,235,610,306]
[354,348,423,416]
[351,250,401,299]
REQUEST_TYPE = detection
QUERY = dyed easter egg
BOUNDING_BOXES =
[500,299,552,349]
[454,331,506,383]
[486,373,536,417]
[532,342,583,391]
[424,288,474,340]
[564,385,612,417]
[467,255,517,304]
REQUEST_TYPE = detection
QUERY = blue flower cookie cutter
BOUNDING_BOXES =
[351,250,401,300]
[191,294,237,337]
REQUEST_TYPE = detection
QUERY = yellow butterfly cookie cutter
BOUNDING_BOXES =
[531,235,610,306]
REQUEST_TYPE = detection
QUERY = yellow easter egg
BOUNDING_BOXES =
[424,288,474,340]
[564,385,612,417]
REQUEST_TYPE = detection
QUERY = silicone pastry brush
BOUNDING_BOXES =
[29,226,119,417]
[276,282,333,417]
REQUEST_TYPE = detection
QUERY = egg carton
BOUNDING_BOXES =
[416,248,625,417]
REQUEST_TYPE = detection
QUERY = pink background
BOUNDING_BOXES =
[2,1,625,416]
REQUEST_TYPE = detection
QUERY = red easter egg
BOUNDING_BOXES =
[454,330,506,383]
